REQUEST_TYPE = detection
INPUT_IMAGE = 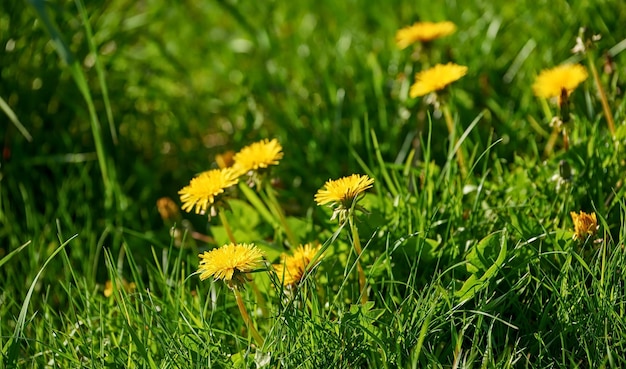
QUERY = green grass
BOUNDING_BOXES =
[2,0,626,367]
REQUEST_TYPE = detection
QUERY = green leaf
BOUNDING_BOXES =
[456,230,507,302]
[465,229,504,274]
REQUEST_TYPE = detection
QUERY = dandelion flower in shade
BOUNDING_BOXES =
[274,243,322,287]
[215,150,235,169]
[179,168,239,215]
[103,279,136,298]
[409,63,468,98]
[315,174,374,221]
[232,138,284,176]
[532,64,588,99]
[156,197,180,222]
[395,21,456,49]
[198,243,265,289]
[570,211,599,241]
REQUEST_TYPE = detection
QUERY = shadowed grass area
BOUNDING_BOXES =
[2,0,626,367]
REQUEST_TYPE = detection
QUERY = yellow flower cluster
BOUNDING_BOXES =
[178,138,283,215]
[395,20,466,98]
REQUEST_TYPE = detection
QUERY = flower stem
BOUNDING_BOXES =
[348,215,367,304]
[586,53,615,136]
[218,211,237,244]
[238,182,280,229]
[264,181,299,248]
[442,103,468,178]
[233,288,265,347]
[562,126,570,151]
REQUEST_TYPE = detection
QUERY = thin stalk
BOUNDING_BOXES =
[586,53,615,135]
[238,182,279,229]
[218,211,237,245]
[233,288,264,347]
[543,124,560,158]
[348,215,367,304]
[264,181,299,247]
[562,127,570,151]
[442,104,468,178]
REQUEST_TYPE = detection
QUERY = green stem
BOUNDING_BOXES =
[233,289,265,347]
[218,211,237,245]
[348,215,367,304]
[264,181,299,247]
[442,104,467,178]
[586,53,615,136]
[238,182,279,229]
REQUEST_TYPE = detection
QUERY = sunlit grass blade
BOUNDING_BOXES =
[0,96,31,142]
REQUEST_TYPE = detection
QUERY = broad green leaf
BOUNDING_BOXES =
[456,230,507,302]
[466,230,504,274]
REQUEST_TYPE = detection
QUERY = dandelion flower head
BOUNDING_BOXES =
[315,174,374,221]
[198,243,265,289]
[395,21,456,49]
[410,63,468,98]
[179,168,239,214]
[274,243,322,287]
[570,211,599,241]
[232,138,284,176]
[532,64,588,99]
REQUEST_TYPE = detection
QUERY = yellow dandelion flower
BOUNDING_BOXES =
[532,64,588,99]
[570,211,599,241]
[274,243,322,287]
[315,174,374,221]
[315,174,374,207]
[103,279,136,298]
[179,168,239,214]
[198,243,265,288]
[395,21,456,49]
[409,63,468,98]
[232,138,284,176]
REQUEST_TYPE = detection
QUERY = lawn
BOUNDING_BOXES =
[2,0,626,367]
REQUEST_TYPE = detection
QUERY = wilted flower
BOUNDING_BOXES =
[198,243,265,289]
[215,150,236,169]
[570,211,599,241]
[157,197,180,222]
[532,64,588,100]
[274,243,322,287]
[179,168,239,215]
[395,21,456,49]
[409,63,468,98]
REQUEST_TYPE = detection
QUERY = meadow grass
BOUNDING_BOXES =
[2,0,626,367]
